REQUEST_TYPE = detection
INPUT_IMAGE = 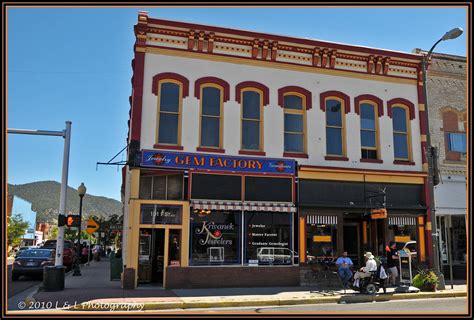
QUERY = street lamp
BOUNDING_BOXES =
[420,27,463,286]
[73,182,86,276]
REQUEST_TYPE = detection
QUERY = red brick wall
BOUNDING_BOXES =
[166,266,300,289]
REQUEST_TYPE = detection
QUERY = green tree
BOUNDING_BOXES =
[7,214,30,247]
[50,226,58,239]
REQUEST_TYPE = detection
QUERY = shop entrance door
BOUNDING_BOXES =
[343,223,361,268]
[151,229,165,284]
[138,228,165,285]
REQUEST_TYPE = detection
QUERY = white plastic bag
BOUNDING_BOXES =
[379,265,388,279]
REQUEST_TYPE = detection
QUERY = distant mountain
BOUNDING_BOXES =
[7,181,122,224]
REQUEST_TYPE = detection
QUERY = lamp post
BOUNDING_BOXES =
[73,182,86,276]
[420,27,463,284]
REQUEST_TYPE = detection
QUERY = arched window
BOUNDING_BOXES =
[360,102,380,160]
[156,80,183,146]
[392,106,412,161]
[325,98,346,157]
[199,84,224,149]
[283,93,307,154]
[241,89,263,152]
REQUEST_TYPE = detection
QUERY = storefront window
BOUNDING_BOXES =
[190,210,241,265]
[306,224,338,259]
[139,173,183,200]
[451,216,466,264]
[140,205,182,225]
[245,212,292,265]
[389,224,417,245]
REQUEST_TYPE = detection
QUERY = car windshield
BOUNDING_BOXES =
[19,250,52,258]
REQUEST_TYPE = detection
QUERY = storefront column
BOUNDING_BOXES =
[418,216,426,262]
[299,216,306,264]
[423,177,434,266]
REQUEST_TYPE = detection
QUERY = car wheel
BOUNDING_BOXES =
[12,274,19,281]
[365,283,378,295]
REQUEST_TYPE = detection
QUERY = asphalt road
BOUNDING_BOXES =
[154,297,468,314]
[7,264,42,298]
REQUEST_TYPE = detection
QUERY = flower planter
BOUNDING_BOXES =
[420,283,437,292]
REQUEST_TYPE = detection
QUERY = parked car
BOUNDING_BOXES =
[12,249,55,281]
[41,240,76,270]
[396,240,418,260]
[15,246,39,258]
[257,247,295,265]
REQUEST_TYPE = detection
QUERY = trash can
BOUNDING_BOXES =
[110,252,123,281]
[43,266,65,291]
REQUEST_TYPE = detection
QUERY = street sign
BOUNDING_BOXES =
[86,218,100,235]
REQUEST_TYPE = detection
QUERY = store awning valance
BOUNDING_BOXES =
[190,200,296,212]
[306,215,337,225]
[388,216,417,226]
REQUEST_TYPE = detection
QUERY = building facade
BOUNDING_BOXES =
[414,49,467,279]
[122,12,432,289]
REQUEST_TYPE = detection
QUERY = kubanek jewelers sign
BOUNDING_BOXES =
[141,150,296,175]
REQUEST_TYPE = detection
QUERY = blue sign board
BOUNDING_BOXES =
[141,150,295,175]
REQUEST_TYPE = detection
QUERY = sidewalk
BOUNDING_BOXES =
[30,259,467,312]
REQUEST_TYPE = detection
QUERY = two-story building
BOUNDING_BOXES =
[414,49,467,280]
[121,12,431,289]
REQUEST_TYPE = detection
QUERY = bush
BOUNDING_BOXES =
[412,268,439,291]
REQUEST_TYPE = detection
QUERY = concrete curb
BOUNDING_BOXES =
[67,290,467,311]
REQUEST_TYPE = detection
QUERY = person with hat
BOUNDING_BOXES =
[353,252,378,283]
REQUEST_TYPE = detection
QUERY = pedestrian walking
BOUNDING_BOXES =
[386,241,400,286]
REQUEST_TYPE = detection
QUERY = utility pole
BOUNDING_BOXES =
[8,121,72,290]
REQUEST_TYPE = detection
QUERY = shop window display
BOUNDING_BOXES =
[190,210,241,265]
[245,212,292,265]
[306,224,337,267]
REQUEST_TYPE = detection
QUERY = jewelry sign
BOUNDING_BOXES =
[141,150,296,175]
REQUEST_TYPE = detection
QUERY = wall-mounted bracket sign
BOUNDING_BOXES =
[141,150,296,175]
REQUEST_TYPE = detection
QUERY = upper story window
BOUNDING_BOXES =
[152,73,189,149]
[392,106,411,160]
[321,91,350,160]
[448,133,466,153]
[283,93,307,153]
[360,103,379,160]
[325,98,345,157]
[156,81,182,145]
[441,107,467,160]
[241,89,263,151]
[355,94,383,162]
[195,77,230,152]
[388,98,415,163]
[200,85,223,148]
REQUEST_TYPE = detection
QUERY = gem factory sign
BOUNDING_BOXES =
[141,150,295,175]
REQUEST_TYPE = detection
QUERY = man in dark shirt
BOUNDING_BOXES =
[386,241,399,286]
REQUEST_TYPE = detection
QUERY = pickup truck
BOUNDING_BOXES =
[41,240,76,270]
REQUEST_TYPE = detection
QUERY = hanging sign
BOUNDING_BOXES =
[141,150,296,175]
[371,208,387,219]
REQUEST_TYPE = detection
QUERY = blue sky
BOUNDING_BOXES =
[7,7,467,201]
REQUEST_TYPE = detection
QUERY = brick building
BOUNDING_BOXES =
[414,49,467,279]
[121,12,433,289]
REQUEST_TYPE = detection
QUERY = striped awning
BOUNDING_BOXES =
[190,200,296,212]
[306,215,338,225]
[388,216,417,226]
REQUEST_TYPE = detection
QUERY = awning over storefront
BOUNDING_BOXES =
[306,215,337,225]
[190,200,296,212]
[435,208,467,216]
[388,216,417,225]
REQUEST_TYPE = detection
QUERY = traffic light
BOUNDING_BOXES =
[66,215,81,228]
